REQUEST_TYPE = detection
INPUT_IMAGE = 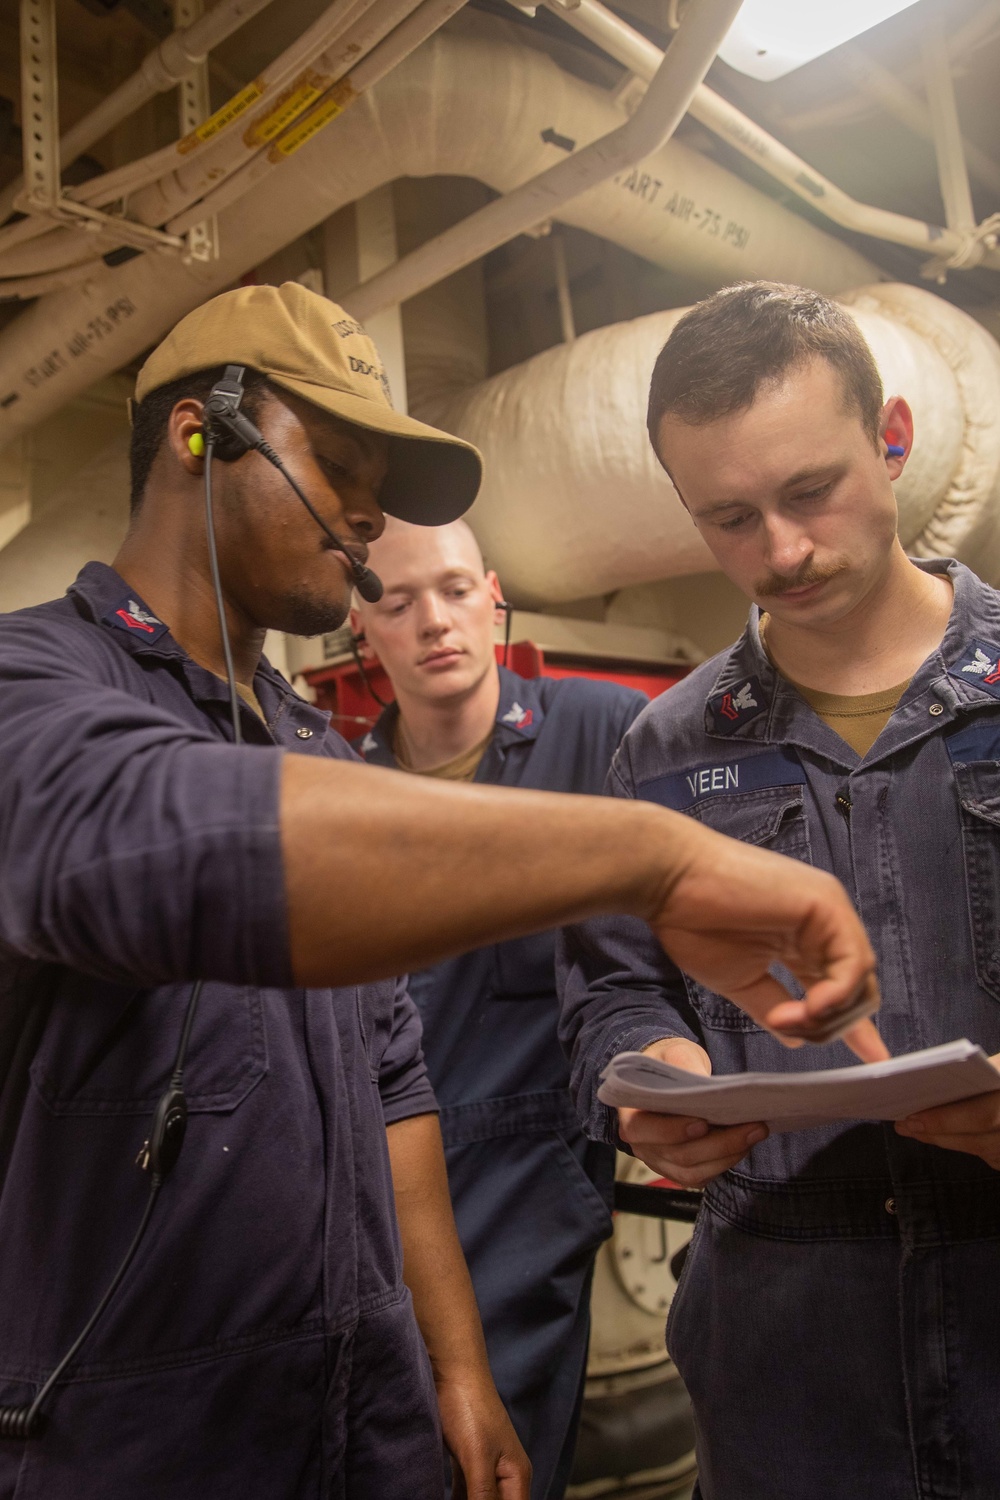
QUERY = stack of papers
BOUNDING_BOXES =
[597,1039,1000,1133]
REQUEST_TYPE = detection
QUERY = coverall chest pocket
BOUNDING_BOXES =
[494,930,557,999]
[356,978,397,1082]
[953,762,1000,1003]
[31,979,268,1115]
[683,786,812,1032]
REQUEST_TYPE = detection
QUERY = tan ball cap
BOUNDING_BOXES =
[134,281,482,525]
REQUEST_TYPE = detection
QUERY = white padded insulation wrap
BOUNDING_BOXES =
[0,14,880,449]
[414,284,1000,605]
[841,284,1000,566]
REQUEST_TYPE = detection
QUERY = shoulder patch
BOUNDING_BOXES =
[101,594,169,643]
[636,747,805,811]
[708,675,766,735]
[949,640,1000,697]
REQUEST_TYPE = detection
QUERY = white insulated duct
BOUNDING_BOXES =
[0,15,881,450]
[408,282,1000,605]
[341,0,747,319]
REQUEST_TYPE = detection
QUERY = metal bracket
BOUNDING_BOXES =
[173,0,219,264]
[921,212,1000,283]
[16,0,188,264]
[921,13,976,238]
[183,215,218,263]
[12,188,186,253]
[19,0,60,210]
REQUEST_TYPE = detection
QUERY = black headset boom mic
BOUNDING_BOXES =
[202,366,384,604]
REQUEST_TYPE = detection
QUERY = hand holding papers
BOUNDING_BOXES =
[598,1039,1000,1134]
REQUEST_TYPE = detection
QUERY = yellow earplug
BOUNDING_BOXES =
[188,431,205,457]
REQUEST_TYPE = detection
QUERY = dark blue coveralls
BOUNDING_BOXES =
[0,563,445,1500]
[560,559,1000,1500]
[357,665,646,1499]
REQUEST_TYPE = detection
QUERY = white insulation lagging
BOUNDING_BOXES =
[0,13,881,450]
[410,282,1000,606]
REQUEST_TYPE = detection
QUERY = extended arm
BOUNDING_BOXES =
[386,1113,531,1500]
[0,628,884,1057]
[281,756,887,1058]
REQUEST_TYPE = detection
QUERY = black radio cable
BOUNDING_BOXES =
[349,631,392,710]
[0,438,241,1441]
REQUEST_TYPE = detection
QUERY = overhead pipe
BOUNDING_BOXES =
[164,0,474,236]
[122,0,422,230]
[49,0,385,215]
[0,16,880,441]
[809,45,1000,205]
[0,0,383,267]
[542,0,1000,276]
[921,13,977,235]
[0,0,418,290]
[0,0,279,226]
[340,0,746,321]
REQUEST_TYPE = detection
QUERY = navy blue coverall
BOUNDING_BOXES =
[0,563,444,1500]
[560,559,1000,1500]
[357,665,646,1499]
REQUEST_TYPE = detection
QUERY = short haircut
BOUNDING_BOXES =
[646,282,884,463]
[128,364,272,512]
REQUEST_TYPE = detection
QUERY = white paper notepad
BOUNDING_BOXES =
[597,1040,1000,1133]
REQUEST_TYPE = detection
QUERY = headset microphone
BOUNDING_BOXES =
[200,366,384,603]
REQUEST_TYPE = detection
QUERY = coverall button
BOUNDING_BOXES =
[929,703,944,716]
[296,726,314,739]
[884,1197,897,1215]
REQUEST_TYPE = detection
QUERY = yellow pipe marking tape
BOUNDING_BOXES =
[242,70,332,148]
[268,80,358,161]
[177,77,266,154]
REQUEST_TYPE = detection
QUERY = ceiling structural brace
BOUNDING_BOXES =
[14,0,186,265]
[3,0,278,230]
[541,0,1000,281]
[920,13,976,240]
[0,0,463,297]
[171,0,218,266]
[341,0,746,321]
[778,0,1000,139]
[781,42,1000,205]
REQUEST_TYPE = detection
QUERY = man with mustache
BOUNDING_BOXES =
[560,281,1000,1499]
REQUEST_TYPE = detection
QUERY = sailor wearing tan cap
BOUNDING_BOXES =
[0,281,883,1499]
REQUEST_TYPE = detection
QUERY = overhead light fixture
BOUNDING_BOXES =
[718,0,922,81]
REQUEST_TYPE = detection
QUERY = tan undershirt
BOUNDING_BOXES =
[392,720,493,782]
[790,678,911,757]
[235,682,265,721]
[760,615,909,757]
